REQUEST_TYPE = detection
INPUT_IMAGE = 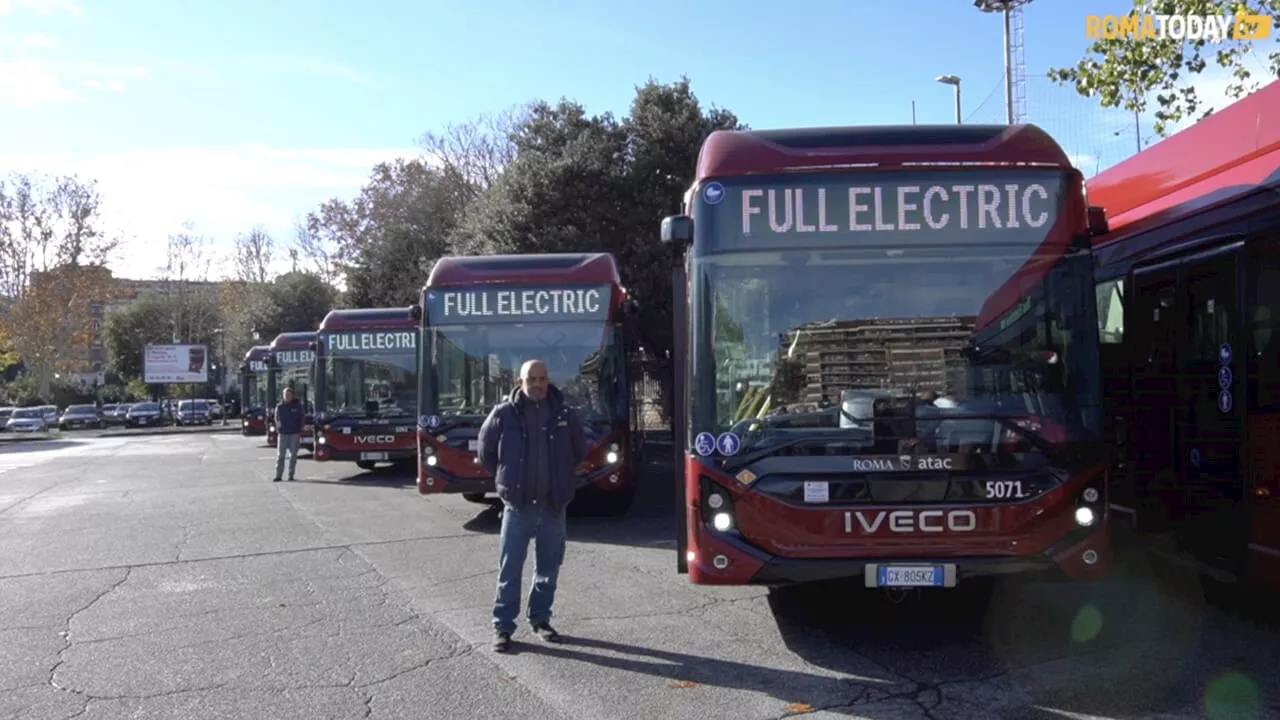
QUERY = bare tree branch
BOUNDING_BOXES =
[233,224,275,284]
[418,105,526,200]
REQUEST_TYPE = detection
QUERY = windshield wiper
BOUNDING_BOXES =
[721,431,874,472]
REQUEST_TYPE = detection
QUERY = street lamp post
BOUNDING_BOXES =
[935,75,962,125]
[212,328,227,425]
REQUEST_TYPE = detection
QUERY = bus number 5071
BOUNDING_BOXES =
[986,481,1027,500]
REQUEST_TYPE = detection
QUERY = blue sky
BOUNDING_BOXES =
[0,0,1262,280]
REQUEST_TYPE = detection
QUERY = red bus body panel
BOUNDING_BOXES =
[313,307,419,464]
[1088,80,1280,591]
[678,124,1110,585]
[417,253,635,498]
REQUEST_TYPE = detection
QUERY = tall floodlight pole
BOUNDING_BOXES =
[936,75,962,124]
[975,0,1033,124]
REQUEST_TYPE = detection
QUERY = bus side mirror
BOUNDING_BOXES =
[308,341,317,351]
[1087,206,1109,237]
[238,363,248,373]
[660,215,693,247]
[409,304,422,321]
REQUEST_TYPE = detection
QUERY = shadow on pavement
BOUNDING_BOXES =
[768,553,1280,719]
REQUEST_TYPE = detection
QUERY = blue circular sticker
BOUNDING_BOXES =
[1218,365,1232,390]
[694,432,716,457]
[1190,448,1201,466]
[421,414,441,428]
[702,182,725,206]
[1218,390,1233,414]
[716,432,741,456]
[1219,342,1232,365]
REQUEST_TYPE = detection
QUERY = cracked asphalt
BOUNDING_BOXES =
[1,433,1277,720]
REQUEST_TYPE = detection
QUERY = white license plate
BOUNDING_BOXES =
[360,452,388,461]
[867,564,953,588]
[467,439,479,451]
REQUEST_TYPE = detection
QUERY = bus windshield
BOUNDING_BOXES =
[426,321,618,426]
[244,371,267,411]
[272,364,313,412]
[697,245,1100,456]
[323,340,417,420]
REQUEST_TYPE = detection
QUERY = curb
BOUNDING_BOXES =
[0,426,244,442]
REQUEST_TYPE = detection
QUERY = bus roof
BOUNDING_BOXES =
[318,306,418,332]
[269,331,316,351]
[425,253,622,288]
[1088,80,1280,263]
[694,123,1072,182]
[243,345,270,362]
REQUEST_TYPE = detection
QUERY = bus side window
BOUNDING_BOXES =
[1095,277,1124,344]
[1250,250,1280,410]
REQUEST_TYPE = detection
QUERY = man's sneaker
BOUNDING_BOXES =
[531,622,561,643]
[492,630,512,653]
[272,477,281,482]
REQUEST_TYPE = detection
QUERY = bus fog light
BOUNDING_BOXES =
[426,455,438,467]
[1074,507,1096,527]
[1082,549,1099,565]
[1082,487,1099,503]
[605,451,619,464]
[712,512,732,531]
[712,554,729,570]
[424,476,435,486]
[685,550,696,563]
[608,473,619,483]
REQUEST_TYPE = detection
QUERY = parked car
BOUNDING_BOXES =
[58,404,105,431]
[107,404,133,425]
[0,406,14,431]
[5,407,51,433]
[175,399,212,426]
[124,402,167,428]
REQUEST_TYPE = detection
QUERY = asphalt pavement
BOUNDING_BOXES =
[0,433,1277,720]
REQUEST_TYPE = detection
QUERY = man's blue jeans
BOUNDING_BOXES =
[493,500,567,635]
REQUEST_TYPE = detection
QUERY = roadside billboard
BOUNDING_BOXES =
[144,344,209,384]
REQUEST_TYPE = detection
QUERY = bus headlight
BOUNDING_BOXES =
[605,451,619,464]
[1074,506,1096,527]
[316,434,326,445]
[712,512,733,531]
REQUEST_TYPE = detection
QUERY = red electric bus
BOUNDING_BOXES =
[660,123,1111,588]
[416,253,642,514]
[312,307,420,471]
[1088,80,1280,593]
[239,344,270,436]
[266,331,316,453]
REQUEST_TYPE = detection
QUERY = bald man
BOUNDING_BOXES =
[477,358,588,652]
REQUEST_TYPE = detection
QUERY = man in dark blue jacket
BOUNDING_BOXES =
[273,386,304,482]
[477,358,587,652]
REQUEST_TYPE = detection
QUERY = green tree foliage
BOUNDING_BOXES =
[102,293,222,380]
[262,271,340,338]
[454,78,742,379]
[304,159,469,308]
[1047,0,1280,136]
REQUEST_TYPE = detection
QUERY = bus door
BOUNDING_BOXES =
[1127,260,1181,532]
[1244,238,1280,585]
[1177,246,1246,572]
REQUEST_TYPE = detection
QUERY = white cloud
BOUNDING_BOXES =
[0,0,80,15]
[0,31,150,106]
[266,56,378,88]
[0,145,422,280]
